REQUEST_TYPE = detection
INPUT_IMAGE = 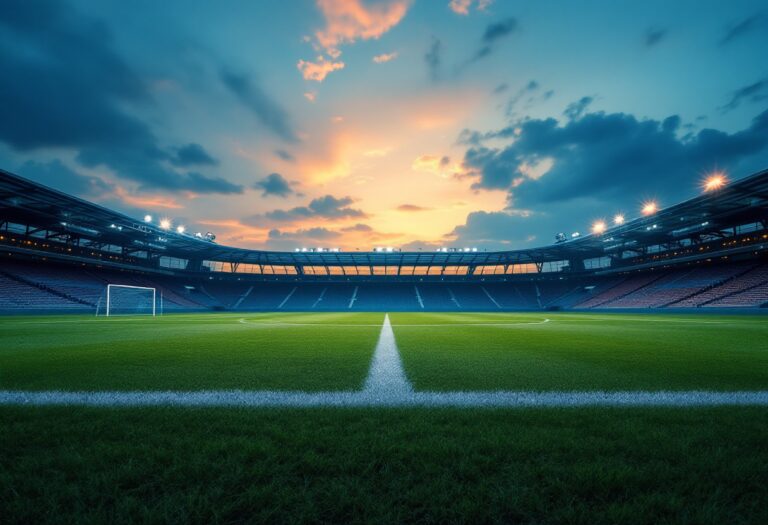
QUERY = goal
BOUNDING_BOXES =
[96,284,158,317]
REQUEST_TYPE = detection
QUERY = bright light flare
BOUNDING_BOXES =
[591,220,607,234]
[159,218,171,230]
[703,172,728,192]
[176,225,185,234]
[613,214,625,225]
[642,201,658,216]
[143,214,152,223]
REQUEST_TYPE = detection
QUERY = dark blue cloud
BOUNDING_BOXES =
[448,211,539,248]
[248,195,367,224]
[470,17,519,62]
[254,173,294,197]
[16,159,114,196]
[644,27,667,47]
[268,227,340,241]
[220,70,299,143]
[171,144,218,167]
[563,96,594,120]
[424,36,442,81]
[0,0,241,195]
[721,12,765,45]
[274,149,295,162]
[463,105,768,207]
[720,78,768,112]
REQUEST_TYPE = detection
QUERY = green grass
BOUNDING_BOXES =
[2,311,768,523]
[2,406,767,524]
[2,311,768,393]
[0,313,383,391]
[391,312,768,391]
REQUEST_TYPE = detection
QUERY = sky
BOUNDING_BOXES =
[1,0,767,251]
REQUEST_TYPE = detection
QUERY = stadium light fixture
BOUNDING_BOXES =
[613,214,625,225]
[591,220,607,234]
[703,172,728,192]
[571,232,580,238]
[144,215,153,223]
[176,225,185,234]
[159,218,171,230]
[641,201,658,216]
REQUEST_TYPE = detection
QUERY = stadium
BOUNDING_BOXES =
[2,1,768,523]
[2,167,767,314]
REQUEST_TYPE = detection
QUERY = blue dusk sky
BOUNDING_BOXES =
[1,0,767,250]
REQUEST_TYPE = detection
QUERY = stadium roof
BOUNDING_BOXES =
[1,167,767,268]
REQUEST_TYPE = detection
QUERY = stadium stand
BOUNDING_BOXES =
[1,167,767,313]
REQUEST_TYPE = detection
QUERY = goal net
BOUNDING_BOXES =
[96,284,157,316]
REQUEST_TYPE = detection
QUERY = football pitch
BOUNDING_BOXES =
[2,311,768,523]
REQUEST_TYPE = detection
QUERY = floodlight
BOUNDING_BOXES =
[176,225,185,234]
[159,219,171,230]
[641,201,658,216]
[613,214,625,225]
[591,220,607,234]
[571,232,580,238]
[703,172,727,192]
[144,215,152,223]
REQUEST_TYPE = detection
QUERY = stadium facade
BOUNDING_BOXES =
[1,168,767,312]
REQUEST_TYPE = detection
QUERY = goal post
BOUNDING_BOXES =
[97,284,157,317]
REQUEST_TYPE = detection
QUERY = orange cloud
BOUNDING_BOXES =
[448,0,471,15]
[114,187,184,209]
[297,56,345,82]
[373,51,398,63]
[449,0,493,15]
[314,0,410,54]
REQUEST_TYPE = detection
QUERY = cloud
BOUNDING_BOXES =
[504,80,544,117]
[304,91,318,102]
[220,70,299,142]
[253,173,295,197]
[373,51,398,63]
[448,210,536,247]
[720,79,768,112]
[16,159,114,197]
[268,227,341,241]
[313,0,410,55]
[397,204,432,212]
[448,0,471,15]
[250,195,368,223]
[721,12,765,45]
[296,0,410,81]
[462,106,768,208]
[170,143,218,167]
[469,17,518,62]
[0,3,242,195]
[412,154,452,175]
[424,36,442,81]
[644,27,667,47]
[297,56,345,82]
[493,83,509,94]
[274,149,295,162]
[563,96,594,120]
[341,223,374,232]
[449,0,493,15]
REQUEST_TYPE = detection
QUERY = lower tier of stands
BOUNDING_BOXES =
[1,259,766,313]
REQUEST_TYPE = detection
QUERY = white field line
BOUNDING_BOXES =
[363,314,412,396]
[2,390,768,408]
